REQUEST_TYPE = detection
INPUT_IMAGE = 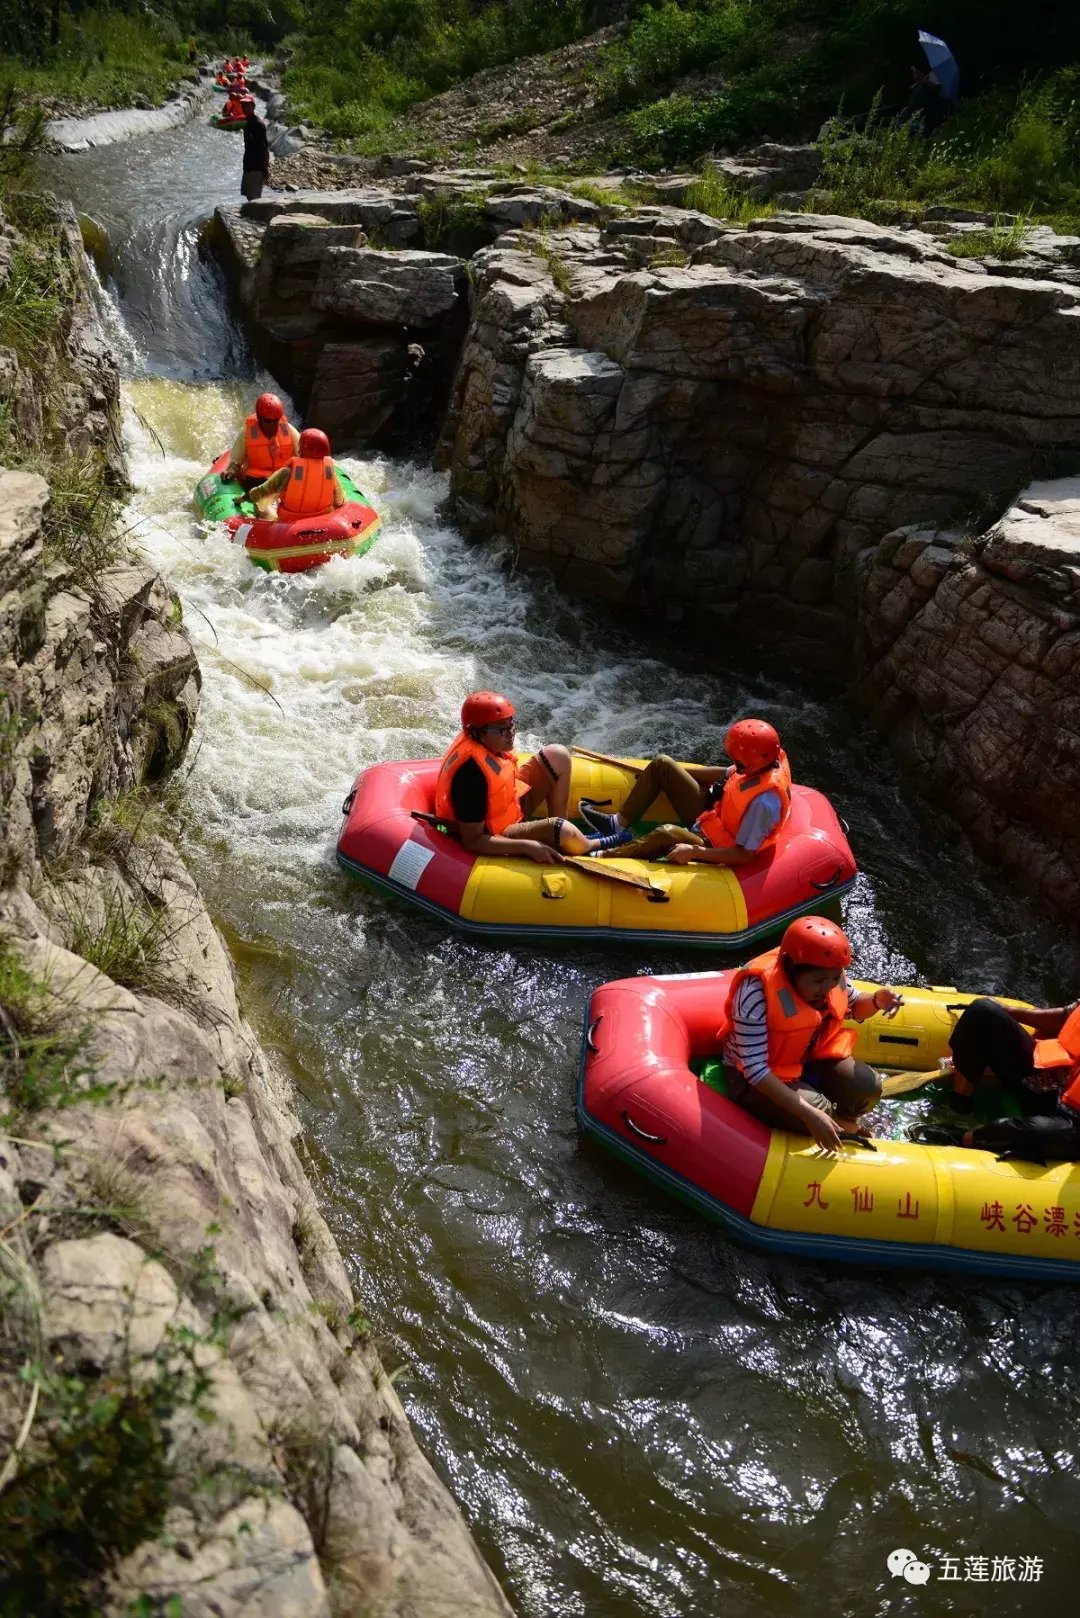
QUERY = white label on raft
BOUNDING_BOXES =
[232,523,253,547]
[388,839,434,892]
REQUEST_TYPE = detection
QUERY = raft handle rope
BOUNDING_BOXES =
[838,1133,878,1152]
[621,1111,668,1145]
[341,789,356,817]
[585,1015,603,1054]
[810,865,845,891]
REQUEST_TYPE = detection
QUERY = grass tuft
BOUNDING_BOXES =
[945,215,1033,261]
[683,166,775,224]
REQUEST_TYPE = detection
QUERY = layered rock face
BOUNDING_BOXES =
[854,480,1080,916]
[1,205,510,1616]
[212,181,608,450]
[437,211,1080,672]
[214,192,466,450]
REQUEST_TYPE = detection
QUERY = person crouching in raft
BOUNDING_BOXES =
[717,916,903,1152]
[581,718,790,864]
[248,427,347,520]
[911,996,1080,1160]
[224,392,299,489]
[435,693,633,866]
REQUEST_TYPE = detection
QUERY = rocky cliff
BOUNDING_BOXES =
[1,200,510,1616]
[437,208,1080,673]
[854,480,1080,918]
[211,180,607,451]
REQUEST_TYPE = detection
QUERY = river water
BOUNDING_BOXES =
[46,110,1080,1618]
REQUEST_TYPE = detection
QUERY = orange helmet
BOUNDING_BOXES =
[299,427,331,458]
[726,718,781,772]
[255,391,284,421]
[461,692,515,731]
[781,916,852,970]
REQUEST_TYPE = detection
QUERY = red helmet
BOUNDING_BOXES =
[461,692,515,731]
[255,392,284,422]
[725,718,781,772]
[781,916,852,970]
[299,427,331,459]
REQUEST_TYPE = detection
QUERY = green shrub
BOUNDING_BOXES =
[0,1336,209,1617]
[282,0,590,140]
[1,7,191,111]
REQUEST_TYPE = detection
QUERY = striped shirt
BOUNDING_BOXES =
[723,973,858,1085]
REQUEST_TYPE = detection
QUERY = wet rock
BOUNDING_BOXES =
[854,478,1080,917]
[307,338,424,448]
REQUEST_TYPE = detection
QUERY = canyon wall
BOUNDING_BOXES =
[437,209,1080,674]
[0,196,510,1616]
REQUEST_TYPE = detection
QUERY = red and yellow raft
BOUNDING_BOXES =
[194,449,381,574]
[336,752,856,947]
[579,971,1080,1281]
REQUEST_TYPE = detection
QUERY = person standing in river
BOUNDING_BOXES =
[241,102,271,201]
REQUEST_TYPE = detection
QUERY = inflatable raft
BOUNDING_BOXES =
[194,451,381,574]
[211,113,246,129]
[579,972,1080,1281]
[336,753,856,947]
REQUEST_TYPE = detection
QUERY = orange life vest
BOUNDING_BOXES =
[695,751,792,851]
[1033,1005,1080,1113]
[243,416,292,477]
[223,97,247,120]
[717,946,856,1083]
[276,455,337,520]
[434,732,530,835]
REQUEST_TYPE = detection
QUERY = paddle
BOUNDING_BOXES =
[880,1069,947,1098]
[570,745,643,775]
[409,812,668,900]
[566,856,668,900]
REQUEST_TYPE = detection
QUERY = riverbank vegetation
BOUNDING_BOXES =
[0,2,278,114]
[277,0,1080,225]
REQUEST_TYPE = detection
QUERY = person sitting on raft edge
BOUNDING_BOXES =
[580,718,791,865]
[912,994,1080,1161]
[224,392,299,488]
[248,427,347,520]
[434,693,634,865]
[718,916,903,1152]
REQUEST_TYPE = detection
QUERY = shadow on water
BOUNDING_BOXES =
[43,108,1080,1618]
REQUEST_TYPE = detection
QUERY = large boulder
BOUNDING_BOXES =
[312,247,466,327]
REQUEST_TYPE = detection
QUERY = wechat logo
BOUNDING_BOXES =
[888,1548,932,1586]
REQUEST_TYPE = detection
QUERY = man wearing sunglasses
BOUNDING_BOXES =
[434,692,630,865]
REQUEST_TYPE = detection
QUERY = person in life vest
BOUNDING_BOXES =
[222,87,251,121]
[434,693,633,866]
[224,393,300,488]
[910,996,1080,1160]
[248,427,348,519]
[580,718,792,864]
[717,916,903,1152]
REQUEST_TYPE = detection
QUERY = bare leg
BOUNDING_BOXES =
[519,743,572,818]
[813,1057,882,1132]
